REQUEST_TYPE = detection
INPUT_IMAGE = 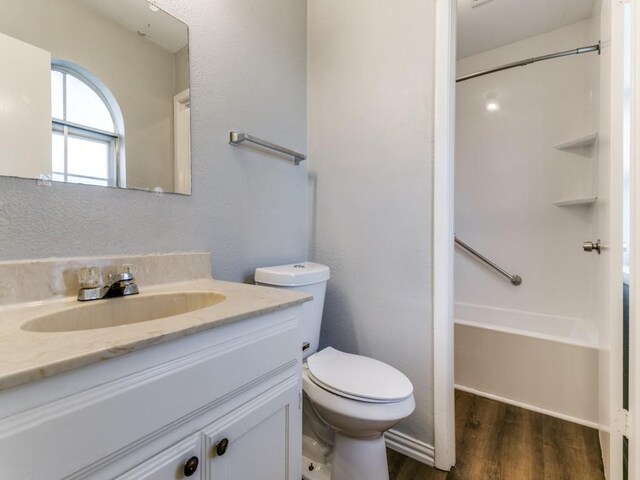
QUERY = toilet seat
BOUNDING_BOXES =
[306,347,413,404]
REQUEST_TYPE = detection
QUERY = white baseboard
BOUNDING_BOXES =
[456,384,606,431]
[384,429,435,466]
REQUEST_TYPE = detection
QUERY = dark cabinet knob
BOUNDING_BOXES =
[216,438,230,456]
[183,456,199,477]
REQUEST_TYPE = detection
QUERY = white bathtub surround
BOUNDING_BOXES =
[452,2,628,478]
[454,15,606,431]
[455,18,600,325]
[455,302,599,346]
[455,303,600,428]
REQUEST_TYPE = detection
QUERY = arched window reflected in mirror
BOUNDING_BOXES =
[0,0,189,194]
[50,62,125,187]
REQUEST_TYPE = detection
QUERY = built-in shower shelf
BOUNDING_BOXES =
[553,196,598,207]
[554,133,598,150]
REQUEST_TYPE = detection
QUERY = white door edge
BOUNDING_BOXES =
[432,0,457,471]
[628,1,640,478]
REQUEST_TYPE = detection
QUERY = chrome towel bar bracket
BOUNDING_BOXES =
[229,131,306,165]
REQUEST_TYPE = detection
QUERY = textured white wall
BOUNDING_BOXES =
[0,0,308,283]
[455,19,600,324]
[308,0,436,445]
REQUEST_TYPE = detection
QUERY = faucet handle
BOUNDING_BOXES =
[108,264,137,283]
[118,264,137,276]
[78,267,103,289]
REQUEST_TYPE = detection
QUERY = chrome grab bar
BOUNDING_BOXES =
[229,131,306,165]
[454,235,522,286]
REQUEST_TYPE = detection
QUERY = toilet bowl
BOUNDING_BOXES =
[302,348,415,480]
[303,349,415,435]
[255,263,415,480]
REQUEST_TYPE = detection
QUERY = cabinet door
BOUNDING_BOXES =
[116,433,202,480]
[203,381,301,480]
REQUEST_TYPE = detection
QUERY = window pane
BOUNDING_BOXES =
[52,133,64,173]
[66,75,115,132]
[67,136,110,180]
[51,71,64,120]
[66,176,109,187]
[51,173,65,183]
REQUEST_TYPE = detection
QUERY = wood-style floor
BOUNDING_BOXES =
[387,390,605,480]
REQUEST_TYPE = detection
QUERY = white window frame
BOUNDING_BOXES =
[51,62,124,187]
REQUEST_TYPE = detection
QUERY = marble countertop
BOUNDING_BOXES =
[0,279,311,391]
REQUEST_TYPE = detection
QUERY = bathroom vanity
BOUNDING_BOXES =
[0,253,310,479]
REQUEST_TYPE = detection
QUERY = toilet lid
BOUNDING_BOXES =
[306,347,413,403]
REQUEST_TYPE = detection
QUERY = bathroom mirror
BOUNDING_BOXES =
[0,0,191,195]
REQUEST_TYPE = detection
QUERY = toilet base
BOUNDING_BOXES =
[331,432,389,480]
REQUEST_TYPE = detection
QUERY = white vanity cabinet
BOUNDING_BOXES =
[0,307,303,480]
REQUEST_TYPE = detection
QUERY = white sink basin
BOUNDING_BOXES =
[21,292,226,333]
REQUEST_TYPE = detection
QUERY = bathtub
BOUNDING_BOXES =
[455,302,601,429]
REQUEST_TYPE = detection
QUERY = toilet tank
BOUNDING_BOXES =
[255,262,330,359]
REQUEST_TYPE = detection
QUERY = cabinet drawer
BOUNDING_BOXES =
[116,433,202,480]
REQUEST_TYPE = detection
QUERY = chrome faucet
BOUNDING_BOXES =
[77,265,139,301]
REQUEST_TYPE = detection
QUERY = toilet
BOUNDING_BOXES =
[255,262,415,480]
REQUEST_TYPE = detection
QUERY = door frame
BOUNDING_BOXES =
[629,1,640,477]
[599,1,627,478]
[432,0,456,471]
[174,88,191,195]
[432,1,629,477]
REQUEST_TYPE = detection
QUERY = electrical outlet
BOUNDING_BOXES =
[36,174,52,187]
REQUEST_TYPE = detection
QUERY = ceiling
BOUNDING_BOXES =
[457,0,597,59]
[75,0,188,53]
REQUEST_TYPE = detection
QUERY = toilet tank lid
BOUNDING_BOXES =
[255,262,330,286]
